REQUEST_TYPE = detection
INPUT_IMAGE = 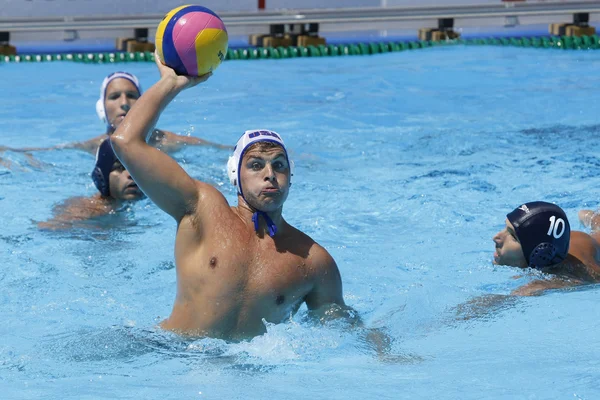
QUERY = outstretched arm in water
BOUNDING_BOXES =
[153,130,233,152]
[4,129,232,156]
[36,195,115,231]
[452,276,579,323]
[4,134,107,155]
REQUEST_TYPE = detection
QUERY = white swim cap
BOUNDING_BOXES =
[227,129,293,237]
[95,71,142,126]
[227,129,293,195]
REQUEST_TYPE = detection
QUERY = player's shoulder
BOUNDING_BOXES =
[299,233,336,272]
[570,230,598,249]
[567,230,600,268]
[190,179,235,221]
[279,223,332,262]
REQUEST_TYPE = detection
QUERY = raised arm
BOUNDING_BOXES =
[110,55,212,222]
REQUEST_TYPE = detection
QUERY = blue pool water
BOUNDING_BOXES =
[2,46,600,399]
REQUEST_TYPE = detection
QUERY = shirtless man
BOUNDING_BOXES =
[37,138,144,230]
[5,71,230,155]
[493,201,600,296]
[109,59,348,341]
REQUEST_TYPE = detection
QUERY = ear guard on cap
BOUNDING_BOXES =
[91,166,109,197]
[528,242,563,269]
[96,98,107,124]
[227,155,237,186]
[226,154,294,189]
[226,129,294,194]
[91,139,117,197]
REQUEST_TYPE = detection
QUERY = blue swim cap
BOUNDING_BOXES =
[91,139,117,197]
[507,201,570,269]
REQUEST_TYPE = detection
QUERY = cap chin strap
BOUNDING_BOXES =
[227,149,280,237]
[252,211,277,237]
[239,191,278,237]
[227,130,292,237]
[528,242,561,269]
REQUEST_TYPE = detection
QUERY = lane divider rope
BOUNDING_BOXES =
[2,35,599,63]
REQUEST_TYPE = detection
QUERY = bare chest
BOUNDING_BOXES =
[245,250,314,313]
[174,230,315,328]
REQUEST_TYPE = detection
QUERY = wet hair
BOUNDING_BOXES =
[245,141,283,153]
[507,201,570,269]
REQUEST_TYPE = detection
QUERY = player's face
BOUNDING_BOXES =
[109,161,144,201]
[239,145,290,212]
[492,219,527,268]
[104,78,140,131]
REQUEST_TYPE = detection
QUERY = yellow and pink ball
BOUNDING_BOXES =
[155,5,228,76]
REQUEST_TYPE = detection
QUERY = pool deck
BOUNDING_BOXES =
[3,2,600,55]
[10,23,598,55]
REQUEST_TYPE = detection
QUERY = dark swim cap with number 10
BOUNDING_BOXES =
[507,201,570,269]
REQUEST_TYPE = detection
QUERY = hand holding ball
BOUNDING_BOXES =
[155,5,228,76]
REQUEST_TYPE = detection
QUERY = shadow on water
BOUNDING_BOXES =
[0,233,34,247]
[520,123,600,139]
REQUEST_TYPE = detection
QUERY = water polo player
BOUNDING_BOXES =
[95,72,230,152]
[91,138,144,201]
[37,139,144,230]
[107,53,355,341]
[493,201,600,295]
[2,71,230,155]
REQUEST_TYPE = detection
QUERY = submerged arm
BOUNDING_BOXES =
[37,195,113,231]
[4,135,106,155]
[157,130,233,153]
[511,278,579,296]
[452,277,578,322]
[304,247,396,359]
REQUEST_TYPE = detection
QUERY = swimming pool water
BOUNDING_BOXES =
[2,46,600,399]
